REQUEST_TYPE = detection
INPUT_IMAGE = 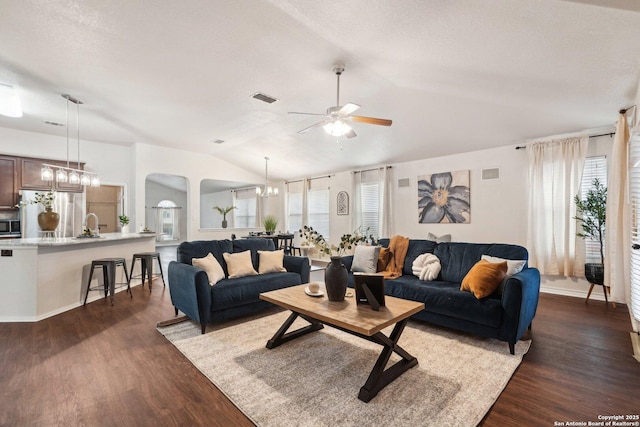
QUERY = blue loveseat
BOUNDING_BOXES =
[168,238,310,333]
[344,239,540,354]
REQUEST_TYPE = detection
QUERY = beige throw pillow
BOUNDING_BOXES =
[258,250,287,274]
[223,250,258,278]
[192,253,226,286]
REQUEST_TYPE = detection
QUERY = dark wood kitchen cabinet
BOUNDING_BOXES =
[20,157,84,192]
[0,155,19,209]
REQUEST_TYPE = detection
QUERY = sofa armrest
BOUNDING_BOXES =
[283,255,310,283]
[499,267,541,343]
[168,261,212,325]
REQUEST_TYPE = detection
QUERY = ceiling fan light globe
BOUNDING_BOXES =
[323,120,352,137]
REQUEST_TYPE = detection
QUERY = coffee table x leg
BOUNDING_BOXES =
[265,311,324,349]
[265,311,417,402]
[358,317,417,402]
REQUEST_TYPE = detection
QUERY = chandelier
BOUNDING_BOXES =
[256,157,278,197]
[41,94,100,187]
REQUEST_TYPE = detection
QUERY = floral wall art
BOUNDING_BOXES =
[418,170,470,224]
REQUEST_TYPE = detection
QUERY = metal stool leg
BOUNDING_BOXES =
[102,264,110,298]
[144,258,153,293]
[107,261,116,306]
[122,259,132,297]
[156,253,166,286]
[84,263,96,305]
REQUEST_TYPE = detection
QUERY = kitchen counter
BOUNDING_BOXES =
[1,232,159,247]
[0,232,158,322]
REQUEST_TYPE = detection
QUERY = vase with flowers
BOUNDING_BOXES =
[17,189,59,232]
[299,225,377,301]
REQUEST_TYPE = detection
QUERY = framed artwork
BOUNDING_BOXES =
[337,191,349,215]
[417,170,470,224]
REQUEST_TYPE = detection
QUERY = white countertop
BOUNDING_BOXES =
[0,232,159,247]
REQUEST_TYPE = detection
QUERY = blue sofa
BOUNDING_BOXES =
[344,239,540,354]
[168,238,310,333]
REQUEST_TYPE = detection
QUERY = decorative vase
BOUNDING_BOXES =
[585,263,605,285]
[325,256,348,302]
[37,207,60,232]
[121,225,130,234]
[222,218,228,229]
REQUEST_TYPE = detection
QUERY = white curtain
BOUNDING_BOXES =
[606,114,631,308]
[381,167,393,237]
[352,167,392,238]
[527,137,588,276]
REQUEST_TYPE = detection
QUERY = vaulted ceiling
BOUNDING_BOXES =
[1,0,639,179]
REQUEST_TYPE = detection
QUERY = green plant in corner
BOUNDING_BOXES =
[574,178,607,265]
[263,215,278,234]
[118,215,130,225]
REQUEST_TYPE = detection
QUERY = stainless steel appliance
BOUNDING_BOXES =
[0,218,21,237]
[19,190,85,238]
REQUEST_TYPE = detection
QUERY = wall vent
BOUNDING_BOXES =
[251,92,278,104]
[398,178,410,188]
[481,168,500,180]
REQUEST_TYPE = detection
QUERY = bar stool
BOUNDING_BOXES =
[130,252,166,292]
[83,258,132,306]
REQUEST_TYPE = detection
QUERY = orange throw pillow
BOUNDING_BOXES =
[460,259,508,299]
[377,247,392,272]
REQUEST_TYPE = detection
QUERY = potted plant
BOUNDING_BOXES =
[263,215,278,235]
[119,215,130,234]
[213,205,236,229]
[574,178,607,285]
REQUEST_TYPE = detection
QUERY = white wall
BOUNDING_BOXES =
[318,136,613,300]
[132,143,267,241]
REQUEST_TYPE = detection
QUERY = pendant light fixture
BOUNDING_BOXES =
[256,157,278,197]
[41,94,100,187]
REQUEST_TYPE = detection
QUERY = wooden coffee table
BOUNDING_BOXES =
[259,284,425,402]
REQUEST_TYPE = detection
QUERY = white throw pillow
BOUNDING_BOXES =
[481,255,526,292]
[223,250,258,278]
[258,250,287,274]
[351,245,382,274]
[192,253,226,286]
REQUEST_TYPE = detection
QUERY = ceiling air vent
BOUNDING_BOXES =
[251,92,278,104]
[212,139,225,144]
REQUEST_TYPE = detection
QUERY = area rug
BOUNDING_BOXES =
[157,310,530,427]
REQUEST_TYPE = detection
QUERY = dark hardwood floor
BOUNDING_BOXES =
[1,250,639,425]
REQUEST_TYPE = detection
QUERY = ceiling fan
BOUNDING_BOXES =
[289,64,392,139]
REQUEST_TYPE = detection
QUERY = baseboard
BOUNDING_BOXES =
[540,285,608,302]
[631,332,640,363]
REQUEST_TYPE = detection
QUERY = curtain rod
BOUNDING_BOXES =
[285,174,333,185]
[515,132,615,150]
[516,105,636,150]
[352,165,392,174]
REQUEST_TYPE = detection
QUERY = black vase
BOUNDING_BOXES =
[585,263,605,285]
[325,256,348,302]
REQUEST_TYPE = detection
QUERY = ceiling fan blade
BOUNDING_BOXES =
[288,111,327,116]
[339,103,360,115]
[345,128,357,139]
[351,116,393,126]
[298,120,330,134]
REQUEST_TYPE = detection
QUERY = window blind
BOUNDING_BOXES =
[629,138,640,323]
[361,181,380,238]
[233,189,256,228]
[581,156,607,262]
[308,177,330,238]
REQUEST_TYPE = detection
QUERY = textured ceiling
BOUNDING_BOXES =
[0,0,639,179]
